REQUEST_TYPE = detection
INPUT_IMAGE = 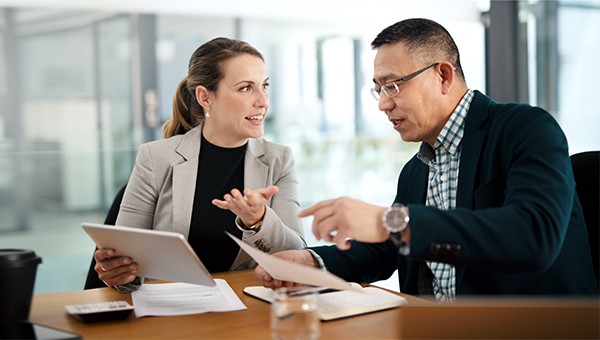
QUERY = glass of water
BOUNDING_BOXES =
[271,287,320,340]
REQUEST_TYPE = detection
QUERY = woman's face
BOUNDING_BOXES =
[201,54,269,147]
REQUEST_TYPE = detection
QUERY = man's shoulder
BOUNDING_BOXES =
[471,91,555,129]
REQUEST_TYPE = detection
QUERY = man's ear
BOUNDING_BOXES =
[195,85,211,108]
[439,62,455,95]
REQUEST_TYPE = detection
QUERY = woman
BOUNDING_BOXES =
[93,37,306,291]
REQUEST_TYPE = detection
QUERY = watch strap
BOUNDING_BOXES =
[389,232,410,255]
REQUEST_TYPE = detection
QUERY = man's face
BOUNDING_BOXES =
[372,42,446,145]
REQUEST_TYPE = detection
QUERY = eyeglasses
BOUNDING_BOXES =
[370,63,439,100]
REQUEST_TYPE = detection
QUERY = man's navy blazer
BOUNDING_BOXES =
[312,91,598,296]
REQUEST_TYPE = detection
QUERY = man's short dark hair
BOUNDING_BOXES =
[372,18,465,81]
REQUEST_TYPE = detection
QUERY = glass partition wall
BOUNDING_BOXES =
[6,0,593,294]
[533,0,600,153]
[0,9,137,290]
[0,7,490,293]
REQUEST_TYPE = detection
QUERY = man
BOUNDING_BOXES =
[256,18,598,300]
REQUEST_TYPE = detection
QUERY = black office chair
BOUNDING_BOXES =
[570,151,599,288]
[83,185,127,289]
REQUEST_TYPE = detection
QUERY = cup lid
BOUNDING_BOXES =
[0,249,42,268]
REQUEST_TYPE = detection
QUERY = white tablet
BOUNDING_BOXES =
[82,222,215,287]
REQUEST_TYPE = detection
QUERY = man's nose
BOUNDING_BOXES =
[378,93,394,112]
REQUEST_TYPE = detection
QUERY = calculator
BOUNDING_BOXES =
[65,301,134,323]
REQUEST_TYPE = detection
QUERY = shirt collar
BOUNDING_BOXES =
[417,89,474,165]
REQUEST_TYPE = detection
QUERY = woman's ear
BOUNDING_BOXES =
[195,85,211,109]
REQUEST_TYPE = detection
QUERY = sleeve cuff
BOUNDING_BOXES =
[305,248,328,271]
[113,276,143,293]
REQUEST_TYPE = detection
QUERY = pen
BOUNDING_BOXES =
[288,286,339,297]
[317,288,338,294]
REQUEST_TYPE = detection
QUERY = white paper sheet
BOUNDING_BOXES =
[226,232,362,292]
[131,279,246,317]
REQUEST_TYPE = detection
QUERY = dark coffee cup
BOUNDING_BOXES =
[0,249,42,322]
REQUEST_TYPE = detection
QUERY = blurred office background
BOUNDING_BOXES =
[0,0,598,293]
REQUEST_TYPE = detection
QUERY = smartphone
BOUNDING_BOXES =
[0,321,81,340]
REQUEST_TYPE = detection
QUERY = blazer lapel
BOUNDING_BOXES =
[454,91,491,289]
[457,91,490,208]
[172,126,202,238]
[244,139,269,191]
[407,161,429,204]
[231,138,268,269]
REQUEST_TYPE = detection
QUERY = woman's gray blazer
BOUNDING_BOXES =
[115,124,306,279]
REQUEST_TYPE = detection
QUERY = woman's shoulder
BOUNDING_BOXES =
[140,125,200,149]
[140,134,185,152]
[250,137,291,155]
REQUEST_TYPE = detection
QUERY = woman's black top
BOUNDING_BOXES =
[188,134,246,273]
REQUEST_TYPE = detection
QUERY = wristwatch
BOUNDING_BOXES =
[382,203,411,255]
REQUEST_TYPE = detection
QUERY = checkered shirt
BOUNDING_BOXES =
[417,90,474,302]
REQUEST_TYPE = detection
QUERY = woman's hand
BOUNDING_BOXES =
[212,185,279,226]
[93,248,138,287]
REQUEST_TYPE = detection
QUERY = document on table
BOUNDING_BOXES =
[244,285,406,321]
[226,232,362,292]
[131,279,246,317]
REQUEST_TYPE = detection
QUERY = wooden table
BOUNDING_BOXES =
[28,270,599,339]
[400,296,599,339]
[29,270,419,339]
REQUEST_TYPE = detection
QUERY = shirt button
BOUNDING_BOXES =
[440,174,447,181]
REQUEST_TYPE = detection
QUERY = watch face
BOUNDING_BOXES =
[385,206,407,233]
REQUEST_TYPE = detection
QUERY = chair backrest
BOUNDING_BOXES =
[570,151,599,288]
[83,185,127,289]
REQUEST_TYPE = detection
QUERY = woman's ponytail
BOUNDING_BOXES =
[162,77,202,138]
